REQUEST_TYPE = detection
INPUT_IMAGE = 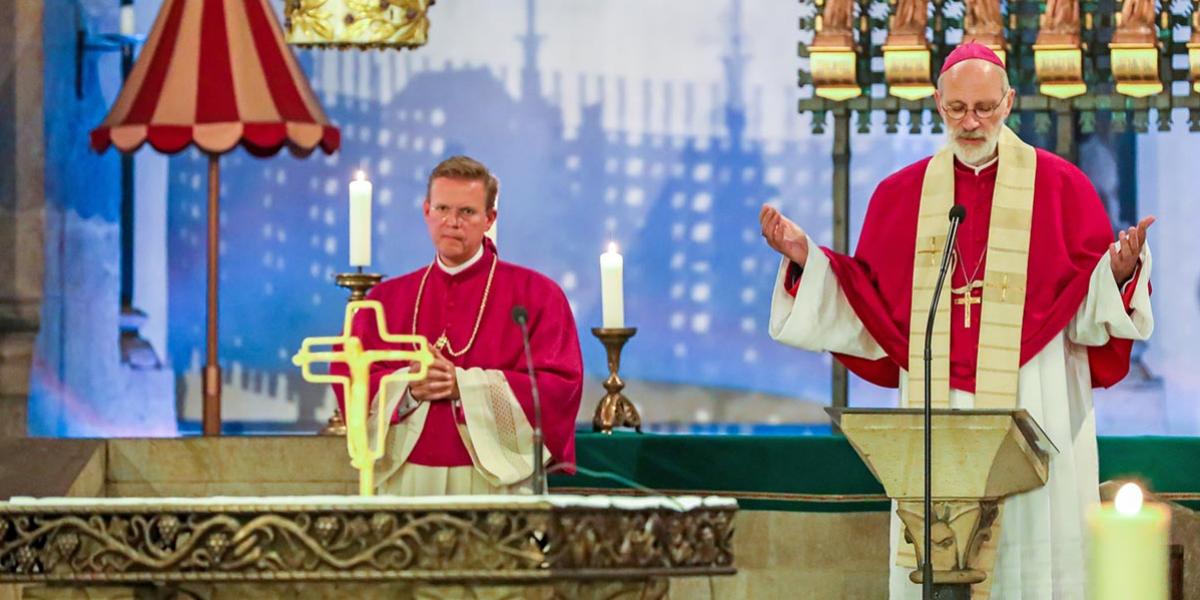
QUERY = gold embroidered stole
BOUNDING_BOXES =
[905,127,1037,409]
[894,128,1037,600]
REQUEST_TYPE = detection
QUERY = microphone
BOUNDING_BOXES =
[921,204,966,600]
[511,305,528,325]
[511,305,547,495]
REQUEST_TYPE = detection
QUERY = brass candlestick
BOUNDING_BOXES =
[321,268,385,436]
[591,327,640,434]
[335,269,384,301]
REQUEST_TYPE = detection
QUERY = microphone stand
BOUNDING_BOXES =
[512,306,546,495]
[922,206,965,600]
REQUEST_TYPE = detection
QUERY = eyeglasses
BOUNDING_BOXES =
[432,203,487,224]
[941,99,1005,121]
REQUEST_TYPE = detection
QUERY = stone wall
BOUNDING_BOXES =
[0,1,46,438]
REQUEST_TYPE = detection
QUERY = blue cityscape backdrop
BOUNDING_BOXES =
[166,0,853,428]
[28,0,1200,436]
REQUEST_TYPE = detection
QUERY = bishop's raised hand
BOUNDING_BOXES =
[759,204,810,267]
[1110,215,1155,286]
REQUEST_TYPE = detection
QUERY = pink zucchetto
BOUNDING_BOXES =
[939,42,1004,75]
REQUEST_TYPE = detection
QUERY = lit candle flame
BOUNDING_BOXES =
[607,241,619,254]
[1115,482,1144,515]
[355,170,367,182]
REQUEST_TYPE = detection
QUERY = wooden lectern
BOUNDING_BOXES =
[828,408,1058,598]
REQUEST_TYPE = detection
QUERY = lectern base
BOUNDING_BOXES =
[930,584,972,600]
[905,576,973,600]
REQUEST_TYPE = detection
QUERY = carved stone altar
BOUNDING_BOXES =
[0,496,734,585]
[0,438,736,599]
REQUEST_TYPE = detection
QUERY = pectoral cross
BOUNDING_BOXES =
[951,280,984,328]
[435,333,449,351]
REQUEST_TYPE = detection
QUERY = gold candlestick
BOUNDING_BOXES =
[335,269,384,301]
[320,269,385,435]
[591,327,640,434]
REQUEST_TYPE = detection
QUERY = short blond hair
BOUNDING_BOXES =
[426,155,499,210]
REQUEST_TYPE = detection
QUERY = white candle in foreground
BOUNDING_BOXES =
[600,242,624,328]
[349,171,372,267]
[1088,483,1170,600]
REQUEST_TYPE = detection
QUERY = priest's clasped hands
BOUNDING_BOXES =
[408,345,460,402]
[761,203,1155,287]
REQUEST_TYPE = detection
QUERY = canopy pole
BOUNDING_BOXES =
[202,153,222,436]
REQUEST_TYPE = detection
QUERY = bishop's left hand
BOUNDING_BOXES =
[1111,216,1155,286]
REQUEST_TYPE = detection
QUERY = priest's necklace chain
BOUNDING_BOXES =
[951,238,986,328]
[951,241,985,295]
[411,254,499,357]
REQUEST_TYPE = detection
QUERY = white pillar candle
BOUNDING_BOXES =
[348,171,372,267]
[600,242,624,328]
[119,4,136,36]
[1088,483,1171,600]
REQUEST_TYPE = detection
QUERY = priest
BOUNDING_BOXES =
[761,43,1154,599]
[334,155,584,495]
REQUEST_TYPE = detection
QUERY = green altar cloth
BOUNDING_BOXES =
[549,433,1200,512]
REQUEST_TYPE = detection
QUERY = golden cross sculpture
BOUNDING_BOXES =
[292,300,433,496]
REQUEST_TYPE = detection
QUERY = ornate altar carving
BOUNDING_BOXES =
[0,497,736,585]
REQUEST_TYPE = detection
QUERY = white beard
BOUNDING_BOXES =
[947,130,1000,165]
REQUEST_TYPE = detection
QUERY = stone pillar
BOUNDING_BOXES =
[0,1,45,438]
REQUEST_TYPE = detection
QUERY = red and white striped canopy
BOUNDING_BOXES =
[91,0,339,157]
